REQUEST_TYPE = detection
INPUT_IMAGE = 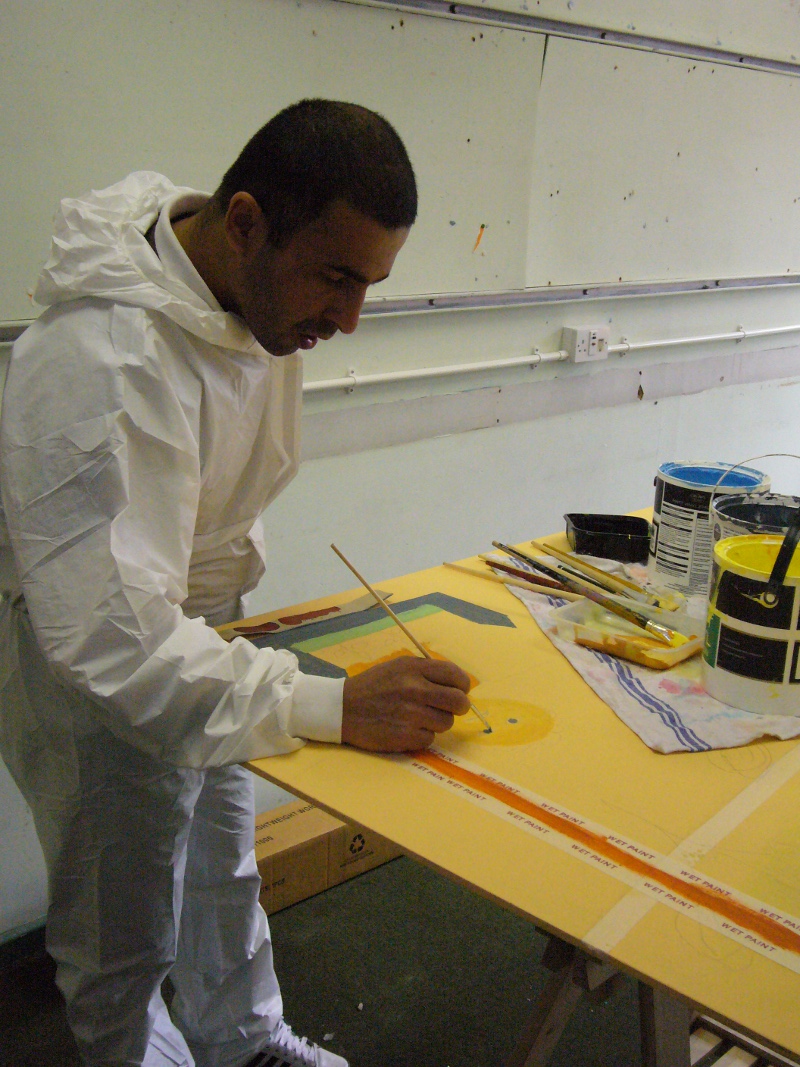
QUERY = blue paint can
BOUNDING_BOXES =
[649,462,769,593]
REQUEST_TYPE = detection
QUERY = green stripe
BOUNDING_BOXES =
[294,604,442,653]
[703,612,720,666]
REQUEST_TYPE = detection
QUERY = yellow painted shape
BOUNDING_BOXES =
[294,598,551,748]
[311,626,423,676]
[448,698,553,747]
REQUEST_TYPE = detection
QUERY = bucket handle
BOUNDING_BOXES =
[709,452,800,510]
[763,509,800,606]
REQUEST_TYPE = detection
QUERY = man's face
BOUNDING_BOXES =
[232,199,410,357]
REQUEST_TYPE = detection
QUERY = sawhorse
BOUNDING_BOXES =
[506,936,798,1067]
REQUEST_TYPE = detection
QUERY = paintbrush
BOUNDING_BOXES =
[530,539,649,601]
[489,549,625,602]
[532,538,667,605]
[478,554,578,593]
[444,560,582,600]
[485,551,612,594]
[492,541,685,648]
[530,539,682,612]
[331,545,492,733]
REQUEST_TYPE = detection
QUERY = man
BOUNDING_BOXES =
[0,100,470,1067]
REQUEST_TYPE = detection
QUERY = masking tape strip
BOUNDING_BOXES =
[585,740,800,954]
[404,746,800,973]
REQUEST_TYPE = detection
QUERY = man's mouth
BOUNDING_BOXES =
[297,325,337,351]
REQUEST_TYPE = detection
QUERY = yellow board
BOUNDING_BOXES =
[246,531,800,1059]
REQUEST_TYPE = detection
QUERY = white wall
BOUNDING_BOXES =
[252,371,800,614]
[4,0,800,940]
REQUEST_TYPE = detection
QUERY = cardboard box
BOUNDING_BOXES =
[254,800,402,914]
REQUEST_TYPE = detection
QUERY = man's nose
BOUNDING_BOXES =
[328,288,366,335]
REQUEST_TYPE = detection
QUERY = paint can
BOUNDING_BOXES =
[711,492,800,544]
[649,462,769,593]
[703,535,800,716]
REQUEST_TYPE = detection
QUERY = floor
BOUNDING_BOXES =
[0,855,644,1067]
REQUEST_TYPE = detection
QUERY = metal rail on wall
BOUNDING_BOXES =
[337,0,800,78]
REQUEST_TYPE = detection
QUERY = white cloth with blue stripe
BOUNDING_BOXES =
[514,586,800,754]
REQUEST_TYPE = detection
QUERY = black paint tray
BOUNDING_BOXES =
[564,513,651,563]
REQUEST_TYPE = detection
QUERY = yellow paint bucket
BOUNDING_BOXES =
[703,535,800,715]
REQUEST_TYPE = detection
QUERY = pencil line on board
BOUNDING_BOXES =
[584,740,800,954]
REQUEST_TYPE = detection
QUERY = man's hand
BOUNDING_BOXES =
[341,656,471,752]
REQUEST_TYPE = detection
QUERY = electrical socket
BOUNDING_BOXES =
[562,325,610,363]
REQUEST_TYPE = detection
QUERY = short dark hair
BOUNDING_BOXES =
[215,99,417,246]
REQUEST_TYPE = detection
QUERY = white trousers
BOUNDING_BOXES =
[1,599,283,1067]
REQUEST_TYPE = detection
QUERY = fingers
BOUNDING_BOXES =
[387,657,470,720]
[418,658,472,694]
[428,685,470,717]
[415,660,471,716]
[420,706,456,734]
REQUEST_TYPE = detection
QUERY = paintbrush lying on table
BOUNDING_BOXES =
[495,543,636,602]
[492,541,686,648]
[528,539,679,610]
[486,550,620,597]
[478,554,583,594]
[331,544,493,733]
[444,560,582,600]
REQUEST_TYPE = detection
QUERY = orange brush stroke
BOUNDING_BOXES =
[416,750,800,955]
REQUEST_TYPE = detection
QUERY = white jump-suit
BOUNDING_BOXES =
[0,173,345,1067]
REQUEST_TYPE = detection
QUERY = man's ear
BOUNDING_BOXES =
[223,192,268,259]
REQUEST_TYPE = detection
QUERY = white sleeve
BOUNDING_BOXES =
[0,308,343,768]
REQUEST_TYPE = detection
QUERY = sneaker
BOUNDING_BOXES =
[244,1019,348,1067]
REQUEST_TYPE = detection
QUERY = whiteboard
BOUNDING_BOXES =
[526,34,800,286]
[4,0,800,325]
[0,0,542,321]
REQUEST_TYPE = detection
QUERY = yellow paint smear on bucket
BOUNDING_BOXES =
[716,533,800,579]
